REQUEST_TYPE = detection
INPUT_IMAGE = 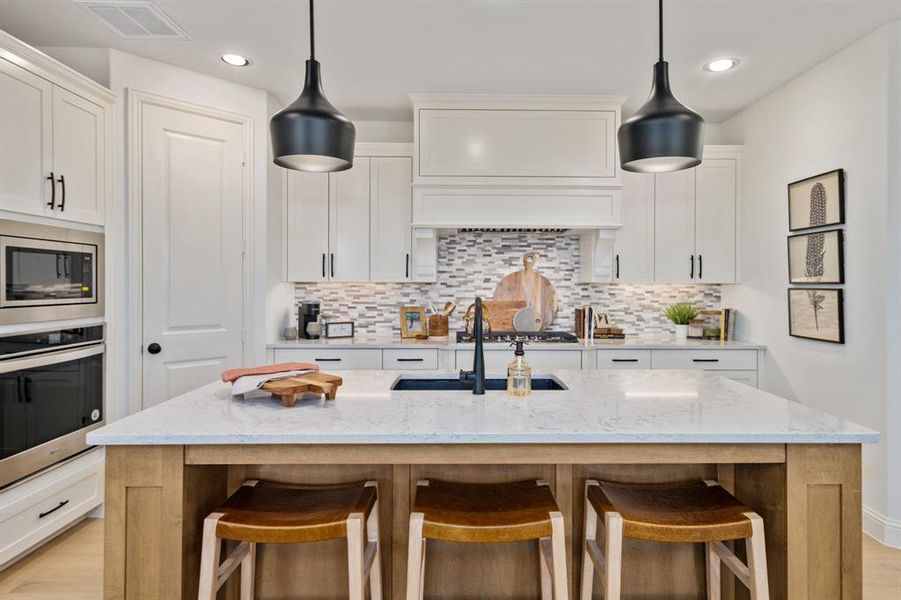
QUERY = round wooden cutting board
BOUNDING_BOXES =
[493,253,558,329]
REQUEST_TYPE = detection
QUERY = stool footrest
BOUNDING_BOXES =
[216,541,252,589]
[711,540,751,587]
[585,539,606,586]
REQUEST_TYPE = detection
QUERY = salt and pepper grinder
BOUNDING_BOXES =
[506,340,532,397]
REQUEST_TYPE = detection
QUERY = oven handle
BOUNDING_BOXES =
[0,344,104,374]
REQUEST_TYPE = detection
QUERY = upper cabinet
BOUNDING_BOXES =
[0,32,113,226]
[411,94,624,188]
[613,170,655,283]
[285,144,413,283]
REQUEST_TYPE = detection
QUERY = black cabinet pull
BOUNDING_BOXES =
[615,254,620,279]
[396,358,424,362]
[58,174,66,211]
[16,375,25,403]
[321,253,326,278]
[56,254,62,278]
[698,255,703,279]
[63,254,70,278]
[405,253,410,279]
[315,357,342,362]
[330,253,335,277]
[147,343,162,354]
[690,254,695,279]
[692,358,720,363]
[611,358,639,363]
[24,376,33,403]
[39,499,69,519]
[46,172,56,209]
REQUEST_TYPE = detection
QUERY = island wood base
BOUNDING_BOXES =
[102,443,861,600]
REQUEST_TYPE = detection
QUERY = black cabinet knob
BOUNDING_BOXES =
[147,343,162,354]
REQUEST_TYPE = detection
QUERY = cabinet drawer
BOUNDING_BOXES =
[272,348,382,370]
[1,449,104,566]
[455,349,581,371]
[383,349,438,370]
[651,349,757,371]
[597,350,651,369]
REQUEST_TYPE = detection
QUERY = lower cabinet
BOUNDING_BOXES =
[596,349,651,369]
[455,349,582,371]
[272,348,382,370]
[0,448,104,567]
[382,349,439,370]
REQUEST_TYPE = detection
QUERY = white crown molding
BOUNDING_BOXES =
[409,93,627,111]
[354,142,413,157]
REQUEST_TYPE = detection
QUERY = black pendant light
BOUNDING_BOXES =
[618,0,704,173]
[270,0,355,172]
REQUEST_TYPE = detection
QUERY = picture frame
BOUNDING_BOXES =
[787,228,844,284]
[788,288,844,344]
[787,169,845,232]
[400,306,428,338]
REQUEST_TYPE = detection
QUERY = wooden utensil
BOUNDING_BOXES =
[513,307,543,332]
[481,299,526,331]
[260,372,343,407]
[442,301,456,316]
[494,253,559,329]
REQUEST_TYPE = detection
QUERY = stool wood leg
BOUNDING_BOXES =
[540,537,553,600]
[745,513,770,600]
[366,493,383,600]
[406,512,425,600]
[419,539,427,600]
[550,511,570,600]
[603,512,624,600]
[580,481,599,600]
[240,542,256,600]
[347,513,366,600]
[706,542,721,600]
[197,513,224,600]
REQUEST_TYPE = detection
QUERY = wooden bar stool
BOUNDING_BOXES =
[580,479,769,600]
[197,479,382,600]
[406,479,569,600]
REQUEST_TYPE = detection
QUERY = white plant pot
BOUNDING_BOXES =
[674,324,689,340]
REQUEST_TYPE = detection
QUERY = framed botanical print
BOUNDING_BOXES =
[787,229,844,284]
[788,288,844,344]
[787,169,844,231]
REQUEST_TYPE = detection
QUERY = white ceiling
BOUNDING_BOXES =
[1,0,900,122]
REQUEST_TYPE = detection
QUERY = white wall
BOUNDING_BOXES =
[721,22,900,545]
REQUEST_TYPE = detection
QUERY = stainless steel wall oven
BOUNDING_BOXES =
[0,220,104,325]
[0,325,104,487]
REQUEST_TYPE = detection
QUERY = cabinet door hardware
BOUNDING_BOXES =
[58,174,66,211]
[611,358,639,363]
[698,255,703,279]
[38,499,69,519]
[330,253,335,278]
[321,253,326,278]
[690,255,695,279]
[615,254,620,279]
[692,358,720,363]
[396,358,424,362]
[147,343,162,354]
[405,253,410,279]
[46,172,56,209]
[314,357,342,362]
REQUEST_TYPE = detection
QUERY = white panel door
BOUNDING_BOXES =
[369,156,412,282]
[50,86,105,225]
[694,158,737,283]
[0,58,52,216]
[141,103,245,408]
[654,169,696,283]
[329,157,370,282]
[286,170,329,281]
[614,171,654,282]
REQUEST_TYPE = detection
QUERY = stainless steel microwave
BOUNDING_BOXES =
[0,220,104,325]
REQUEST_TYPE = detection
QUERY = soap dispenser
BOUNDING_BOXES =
[506,340,532,397]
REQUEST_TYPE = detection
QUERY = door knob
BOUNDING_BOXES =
[147,343,162,354]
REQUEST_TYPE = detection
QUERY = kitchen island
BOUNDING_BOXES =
[89,369,876,600]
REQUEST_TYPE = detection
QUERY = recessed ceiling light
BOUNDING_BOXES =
[704,58,739,73]
[220,53,250,67]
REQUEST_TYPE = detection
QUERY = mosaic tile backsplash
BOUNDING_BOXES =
[294,231,722,336]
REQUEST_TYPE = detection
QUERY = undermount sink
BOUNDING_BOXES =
[390,376,568,392]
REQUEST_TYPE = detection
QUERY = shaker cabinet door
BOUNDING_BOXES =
[614,171,655,283]
[694,158,737,283]
[0,58,52,217]
[654,169,696,283]
[369,157,412,282]
[329,157,371,282]
[50,86,105,224]
[286,170,330,282]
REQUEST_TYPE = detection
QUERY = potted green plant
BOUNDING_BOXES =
[664,303,699,340]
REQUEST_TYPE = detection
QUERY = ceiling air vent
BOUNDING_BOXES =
[75,1,189,40]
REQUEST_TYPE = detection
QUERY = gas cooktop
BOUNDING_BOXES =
[455,331,578,344]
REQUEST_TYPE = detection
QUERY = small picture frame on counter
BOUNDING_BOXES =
[322,320,355,339]
[400,306,428,338]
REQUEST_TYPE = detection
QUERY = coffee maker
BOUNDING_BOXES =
[298,301,321,339]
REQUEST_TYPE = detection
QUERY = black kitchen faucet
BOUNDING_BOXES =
[460,296,486,395]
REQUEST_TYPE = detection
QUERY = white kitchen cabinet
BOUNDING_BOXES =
[0,57,52,217]
[597,349,652,369]
[383,348,438,370]
[455,349,582,371]
[329,157,370,282]
[49,86,105,225]
[272,348,382,370]
[651,349,757,371]
[613,171,655,283]
[369,157,412,282]
[653,151,739,283]
[286,170,330,282]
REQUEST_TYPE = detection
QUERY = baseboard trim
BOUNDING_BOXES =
[863,505,901,549]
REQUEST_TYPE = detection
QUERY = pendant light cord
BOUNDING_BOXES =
[658,0,663,62]
[309,0,316,60]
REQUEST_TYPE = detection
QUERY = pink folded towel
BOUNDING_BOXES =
[221,362,319,384]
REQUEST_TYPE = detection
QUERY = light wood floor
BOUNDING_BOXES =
[0,517,899,599]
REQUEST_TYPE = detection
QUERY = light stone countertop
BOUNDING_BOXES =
[88,369,875,446]
[267,334,766,351]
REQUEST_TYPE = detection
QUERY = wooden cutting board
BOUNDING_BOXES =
[494,253,558,329]
[481,300,527,331]
[260,372,343,407]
